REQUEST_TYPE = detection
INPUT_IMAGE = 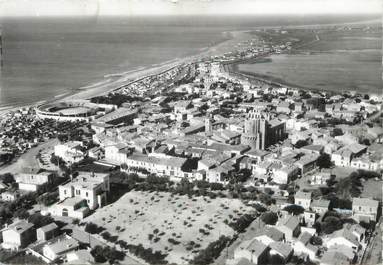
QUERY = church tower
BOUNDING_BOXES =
[205,118,213,133]
[241,110,269,150]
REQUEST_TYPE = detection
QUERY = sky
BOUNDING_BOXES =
[0,0,381,17]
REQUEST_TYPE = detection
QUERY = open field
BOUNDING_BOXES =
[84,190,255,264]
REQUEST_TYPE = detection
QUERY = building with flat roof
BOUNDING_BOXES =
[58,172,109,210]
[125,153,187,180]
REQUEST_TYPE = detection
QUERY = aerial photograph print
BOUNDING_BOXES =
[0,0,382,264]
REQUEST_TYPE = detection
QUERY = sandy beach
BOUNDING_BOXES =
[61,30,253,101]
[0,30,254,118]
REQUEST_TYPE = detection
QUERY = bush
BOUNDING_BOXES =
[168,238,180,245]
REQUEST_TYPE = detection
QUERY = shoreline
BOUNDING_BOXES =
[225,61,382,96]
[0,17,380,117]
[0,29,250,117]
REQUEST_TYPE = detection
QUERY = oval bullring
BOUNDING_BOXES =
[36,100,102,122]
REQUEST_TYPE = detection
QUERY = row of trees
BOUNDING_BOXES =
[91,245,125,264]
[90,94,142,107]
[191,235,231,265]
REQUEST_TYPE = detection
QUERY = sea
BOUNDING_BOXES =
[0,15,380,108]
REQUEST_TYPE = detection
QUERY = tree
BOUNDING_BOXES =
[321,216,343,234]
[101,231,111,241]
[85,222,104,234]
[37,191,59,206]
[125,244,167,264]
[229,214,256,233]
[332,128,343,137]
[295,140,308,148]
[360,138,371,146]
[310,236,323,245]
[259,193,275,205]
[192,236,230,265]
[210,182,224,191]
[261,212,278,225]
[283,205,305,216]
[317,153,332,168]
[0,173,15,184]
[28,213,54,228]
[335,173,362,199]
[91,246,125,264]
[269,254,285,265]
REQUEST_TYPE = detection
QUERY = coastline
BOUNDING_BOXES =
[0,30,252,117]
[225,61,382,96]
[1,17,380,118]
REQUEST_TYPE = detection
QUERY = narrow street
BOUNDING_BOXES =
[361,217,382,265]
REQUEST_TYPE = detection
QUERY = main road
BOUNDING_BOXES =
[0,138,59,174]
